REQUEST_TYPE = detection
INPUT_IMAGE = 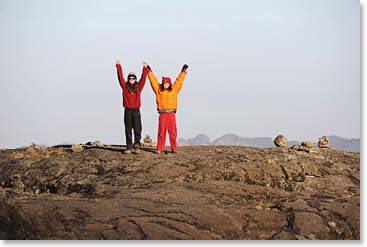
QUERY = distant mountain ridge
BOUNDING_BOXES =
[178,134,360,152]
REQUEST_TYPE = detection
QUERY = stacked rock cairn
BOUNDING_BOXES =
[318,136,329,148]
[143,135,157,147]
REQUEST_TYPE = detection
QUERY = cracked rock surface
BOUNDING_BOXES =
[0,145,359,239]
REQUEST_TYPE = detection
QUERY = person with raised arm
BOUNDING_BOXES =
[146,63,189,154]
[115,59,149,154]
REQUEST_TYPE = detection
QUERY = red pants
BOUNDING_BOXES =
[157,112,177,151]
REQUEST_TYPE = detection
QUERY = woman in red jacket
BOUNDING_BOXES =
[116,59,148,154]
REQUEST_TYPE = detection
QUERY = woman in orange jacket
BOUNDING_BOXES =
[147,64,188,153]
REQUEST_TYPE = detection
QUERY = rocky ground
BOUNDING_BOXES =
[0,144,360,240]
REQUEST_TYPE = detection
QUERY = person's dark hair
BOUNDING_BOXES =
[160,83,172,92]
[126,76,138,93]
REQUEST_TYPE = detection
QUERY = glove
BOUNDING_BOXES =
[182,64,188,72]
[147,65,152,72]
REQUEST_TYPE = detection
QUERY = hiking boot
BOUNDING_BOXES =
[133,142,141,148]
[170,149,177,154]
[124,149,132,154]
[132,148,140,154]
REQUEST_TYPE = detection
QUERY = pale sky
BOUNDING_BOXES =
[0,0,360,148]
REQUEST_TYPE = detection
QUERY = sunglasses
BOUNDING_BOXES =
[128,77,136,80]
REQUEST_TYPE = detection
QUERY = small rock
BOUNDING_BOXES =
[71,144,83,152]
[27,143,47,151]
[306,234,317,240]
[308,148,319,154]
[291,145,301,150]
[13,152,25,159]
[50,148,65,155]
[86,141,103,147]
[319,136,329,143]
[286,154,297,160]
[25,146,36,154]
[255,205,263,210]
[92,140,103,147]
[274,135,288,147]
[298,146,310,153]
[328,221,336,228]
[142,142,157,147]
[290,145,310,153]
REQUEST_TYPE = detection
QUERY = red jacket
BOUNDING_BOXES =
[116,64,148,109]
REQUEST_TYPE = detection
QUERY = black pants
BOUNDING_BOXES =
[124,108,142,149]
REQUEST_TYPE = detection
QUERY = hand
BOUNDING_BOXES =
[116,59,120,65]
[147,65,152,71]
[143,61,148,68]
[182,64,188,72]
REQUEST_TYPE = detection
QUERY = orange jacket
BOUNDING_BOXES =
[148,71,186,111]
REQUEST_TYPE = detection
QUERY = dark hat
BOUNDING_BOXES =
[128,72,137,79]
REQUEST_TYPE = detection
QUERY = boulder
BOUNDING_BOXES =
[71,144,83,152]
[274,135,288,147]
[301,141,313,148]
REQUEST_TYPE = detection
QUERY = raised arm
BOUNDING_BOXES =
[138,61,149,92]
[115,59,126,90]
[172,64,188,94]
[147,65,159,94]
